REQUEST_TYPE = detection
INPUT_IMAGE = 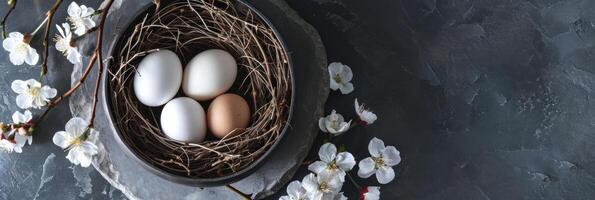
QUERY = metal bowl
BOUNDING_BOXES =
[101,0,294,187]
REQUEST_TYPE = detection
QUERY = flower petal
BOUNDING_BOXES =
[56,24,65,38]
[339,82,354,94]
[13,145,22,153]
[318,143,337,162]
[14,133,27,146]
[79,141,98,156]
[41,86,57,99]
[355,98,361,114]
[368,137,385,157]
[376,166,395,184]
[67,48,82,64]
[358,157,376,178]
[335,152,356,171]
[9,52,25,65]
[330,79,340,90]
[2,37,16,51]
[301,173,318,193]
[66,147,82,165]
[12,111,25,124]
[65,117,88,138]
[15,95,31,110]
[308,161,327,174]
[328,62,343,75]
[52,131,72,149]
[382,146,401,167]
[321,172,342,190]
[340,65,353,82]
[8,32,23,41]
[361,110,378,125]
[364,186,381,200]
[68,2,81,17]
[318,117,328,133]
[287,180,305,199]
[10,79,27,94]
[25,46,39,65]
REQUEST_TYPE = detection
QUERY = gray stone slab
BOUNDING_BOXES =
[74,0,328,199]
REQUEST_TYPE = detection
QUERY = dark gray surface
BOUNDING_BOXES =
[275,0,595,199]
[2,0,595,199]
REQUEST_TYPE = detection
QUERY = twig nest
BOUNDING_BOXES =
[107,0,292,179]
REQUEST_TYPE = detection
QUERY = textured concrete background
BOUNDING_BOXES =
[278,0,595,199]
[2,0,595,199]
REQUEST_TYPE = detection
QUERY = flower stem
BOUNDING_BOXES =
[224,185,250,200]
[0,0,17,39]
[346,172,362,191]
[39,0,64,80]
[30,16,48,36]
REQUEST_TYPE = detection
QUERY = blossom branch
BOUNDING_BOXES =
[1,0,17,39]
[39,0,64,79]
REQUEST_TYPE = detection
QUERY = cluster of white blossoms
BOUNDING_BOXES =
[281,139,400,200]
[282,63,401,199]
[0,1,116,168]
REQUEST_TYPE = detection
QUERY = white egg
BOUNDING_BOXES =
[160,97,207,143]
[134,50,182,107]
[182,49,237,101]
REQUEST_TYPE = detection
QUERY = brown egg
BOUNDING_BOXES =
[207,93,250,138]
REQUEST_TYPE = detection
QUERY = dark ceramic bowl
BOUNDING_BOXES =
[101,0,294,187]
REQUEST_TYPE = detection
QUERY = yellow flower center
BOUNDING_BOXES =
[319,182,331,193]
[372,156,385,169]
[333,74,343,83]
[28,86,40,97]
[15,43,28,55]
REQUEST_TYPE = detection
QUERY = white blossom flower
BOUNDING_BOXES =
[319,110,351,135]
[308,143,355,182]
[279,180,308,200]
[302,173,342,200]
[12,110,33,145]
[328,62,354,94]
[0,139,22,153]
[67,2,96,36]
[354,99,377,125]
[52,117,98,167]
[11,79,57,109]
[54,23,81,64]
[2,32,39,65]
[358,138,401,184]
[360,186,380,200]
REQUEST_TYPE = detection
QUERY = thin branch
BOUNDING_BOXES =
[1,0,17,39]
[88,0,114,126]
[224,185,250,200]
[39,0,64,79]
[36,53,97,123]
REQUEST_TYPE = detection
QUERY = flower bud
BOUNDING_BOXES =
[0,123,7,132]
[7,0,14,6]
[28,127,34,135]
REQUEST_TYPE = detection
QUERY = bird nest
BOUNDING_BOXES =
[105,0,292,179]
